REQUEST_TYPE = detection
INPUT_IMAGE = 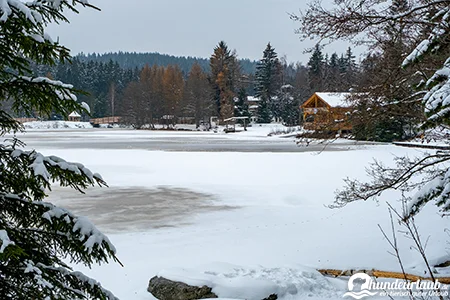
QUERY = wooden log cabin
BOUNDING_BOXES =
[301,92,353,132]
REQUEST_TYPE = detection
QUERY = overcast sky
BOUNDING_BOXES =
[47,0,359,64]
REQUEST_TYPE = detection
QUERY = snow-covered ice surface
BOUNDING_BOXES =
[15,125,379,153]
[23,120,93,129]
[10,128,450,299]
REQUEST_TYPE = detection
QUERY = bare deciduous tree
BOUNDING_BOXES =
[293,0,450,216]
[182,63,214,128]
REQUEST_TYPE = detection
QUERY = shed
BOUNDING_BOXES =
[223,116,250,132]
[300,92,353,131]
[68,111,81,122]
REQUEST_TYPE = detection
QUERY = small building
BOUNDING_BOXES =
[223,116,250,132]
[68,111,81,122]
[246,95,283,123]
[247,96,260,116]
[301,92,353,131]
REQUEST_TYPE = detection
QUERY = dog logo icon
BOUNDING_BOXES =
[343,273,378,299]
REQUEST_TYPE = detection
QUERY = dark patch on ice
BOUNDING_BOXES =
[47,186,236,233]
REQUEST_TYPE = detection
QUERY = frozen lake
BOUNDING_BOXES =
[15,128,378,152]
[23,128,378,234]
[11,127,448,299]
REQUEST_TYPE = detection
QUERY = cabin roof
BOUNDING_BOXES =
[69,111,81,117]
[316,92,352,107]
[315,92,352,107]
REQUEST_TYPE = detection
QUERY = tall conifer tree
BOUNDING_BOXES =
[307,44,324,92]
[209,41,240,120]
[255,43,282,123]
[0,1,119,299]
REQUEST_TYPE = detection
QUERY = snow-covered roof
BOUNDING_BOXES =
[69,111,81,118]
[249,105,259,109]
[315,92,352,107]
[247,96,260,102]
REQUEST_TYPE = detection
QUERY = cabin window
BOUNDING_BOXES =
[305,115,315,123]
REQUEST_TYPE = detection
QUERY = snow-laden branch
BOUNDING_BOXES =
[38,201,116,255]
[423,58,450,124]
[403,6,450,66]
[0,229,14,253]
[334,153,450,218]
[17,259,118,299]
[0,0,92,23]
[37,263,119,300]
[0,74,88,122]
[18,76,78,101]
[1,193,118,264]
[0,0,97,63]
[407,166,450,217]
[9,147,104,185]
[0,0,34,23]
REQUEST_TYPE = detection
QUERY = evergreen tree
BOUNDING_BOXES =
[351,0,422,142]
[76,52,258,76]
[256,98,272,124]
[209,41,240,120]
[329,53,339,70]
[307,44,324,92]
[343,47,357,88]
[326,52,340,91]
[0,1,119,299]
[30,58,137,119]
[234,88,252,126]
[292,63,311,105]
[255,43,282,123]
[279,84,299,126]
[338,54,347,76]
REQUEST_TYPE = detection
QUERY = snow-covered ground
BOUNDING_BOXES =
[10,127,450,299]
[23,120,93,129]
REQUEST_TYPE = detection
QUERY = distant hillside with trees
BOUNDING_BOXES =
[22,43,372,134]
[76,51,258,75]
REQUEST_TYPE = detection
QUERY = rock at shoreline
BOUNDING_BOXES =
[148,276,279,300]
[148,276,218,300]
